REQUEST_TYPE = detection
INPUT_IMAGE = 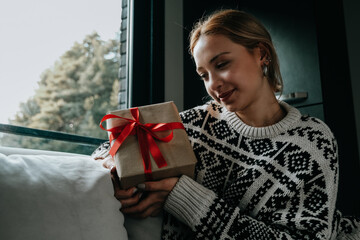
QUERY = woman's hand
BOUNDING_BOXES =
[110,167,143,209]
[110,167,179,218]
[91,142,115,169]
[100,155,115,169]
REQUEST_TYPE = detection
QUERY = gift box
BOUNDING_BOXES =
[100,101,197,189]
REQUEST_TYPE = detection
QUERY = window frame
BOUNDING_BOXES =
[128,0,165,107]
[0,123,105,146]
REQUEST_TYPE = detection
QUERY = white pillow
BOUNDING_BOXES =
[0,153,128,240]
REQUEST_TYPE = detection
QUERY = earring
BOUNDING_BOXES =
[262,64,268,77]
[262,58,271,77]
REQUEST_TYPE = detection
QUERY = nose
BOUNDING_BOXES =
[208,73,223,91]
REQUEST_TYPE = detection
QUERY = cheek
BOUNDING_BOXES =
[204,82,220,102]
[234,67,261,90]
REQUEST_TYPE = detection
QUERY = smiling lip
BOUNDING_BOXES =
[218,89,235,101]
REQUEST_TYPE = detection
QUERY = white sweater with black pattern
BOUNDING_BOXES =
[161,101,359,240]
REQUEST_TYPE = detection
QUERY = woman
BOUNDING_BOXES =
[93,9,360,239]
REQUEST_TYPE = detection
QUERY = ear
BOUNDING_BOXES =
[258,42,270,64]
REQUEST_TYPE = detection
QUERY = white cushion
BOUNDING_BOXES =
[0,152,128,240]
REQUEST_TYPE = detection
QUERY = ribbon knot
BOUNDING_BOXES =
[100,107,185,179]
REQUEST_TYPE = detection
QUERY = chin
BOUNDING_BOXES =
[222,103,238,112]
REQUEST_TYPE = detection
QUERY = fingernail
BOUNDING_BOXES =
[133,188,138,195]
[137,183,146,190]
[138,193,143,199]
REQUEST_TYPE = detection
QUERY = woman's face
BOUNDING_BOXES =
[193,34,268,113]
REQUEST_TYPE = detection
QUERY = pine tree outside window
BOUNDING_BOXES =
[0,0,125,154]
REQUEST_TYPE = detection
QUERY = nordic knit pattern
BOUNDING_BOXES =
[162,101,360,240]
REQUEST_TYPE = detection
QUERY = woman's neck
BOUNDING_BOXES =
[235,97,286,127]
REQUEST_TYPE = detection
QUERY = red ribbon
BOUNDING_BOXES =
[99,107,185,180]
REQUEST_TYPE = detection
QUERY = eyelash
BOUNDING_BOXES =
[216,61,228,69]
[199,74,208,81]
[198,61,229,81]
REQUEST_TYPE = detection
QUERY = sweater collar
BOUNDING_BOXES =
[222,101,301,138]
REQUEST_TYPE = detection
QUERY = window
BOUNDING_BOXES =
[0,0,123,154]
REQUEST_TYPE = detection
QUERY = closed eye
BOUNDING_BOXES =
[198,73,208,81]
[216,61,229,69]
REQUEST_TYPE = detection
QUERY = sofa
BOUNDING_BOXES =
[0,146,163,240]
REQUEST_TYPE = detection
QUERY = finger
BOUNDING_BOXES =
[129,202,163,219]
[114,187,138,201]
[120,192,143,208]
[110,167,138,200]
[121,191,166,214]
[140,177,179,192]
[110,167,121,192]
[102,156,115,169]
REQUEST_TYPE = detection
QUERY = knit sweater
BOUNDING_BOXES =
[161,101,360,240]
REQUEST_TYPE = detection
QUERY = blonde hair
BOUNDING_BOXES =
[189,9,283,92]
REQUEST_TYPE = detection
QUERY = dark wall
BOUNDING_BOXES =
[343,0,360,183]
[314,0,360,216]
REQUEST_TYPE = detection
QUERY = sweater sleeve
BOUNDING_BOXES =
[164,174,332,240]
[164,132,339,240]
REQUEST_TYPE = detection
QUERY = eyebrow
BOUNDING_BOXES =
[209,51,230,63]
[197,51,230,72]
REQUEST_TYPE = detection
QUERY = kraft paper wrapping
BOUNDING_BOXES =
[106,102,197,189]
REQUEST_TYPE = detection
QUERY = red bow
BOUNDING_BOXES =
[100,107,185,179]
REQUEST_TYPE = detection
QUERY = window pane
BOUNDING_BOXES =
[0,0,122,149]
